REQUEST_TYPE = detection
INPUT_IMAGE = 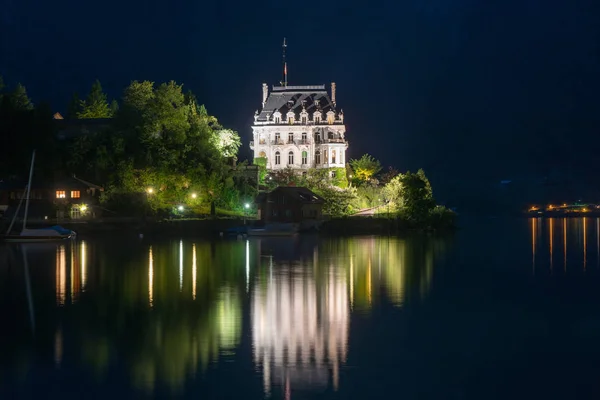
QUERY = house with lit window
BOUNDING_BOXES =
[0,175,104,221]
[250,82,348,174]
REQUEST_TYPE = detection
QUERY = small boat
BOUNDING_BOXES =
[247,223,299,237]
[3,226,76,243]
[1,150,77,243]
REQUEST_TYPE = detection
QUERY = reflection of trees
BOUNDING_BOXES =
[73,240,245,393]
[318,235,448,309]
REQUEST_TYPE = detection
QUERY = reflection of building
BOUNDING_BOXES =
[252,259,348,396]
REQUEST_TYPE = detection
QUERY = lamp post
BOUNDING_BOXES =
[244,203,250,225]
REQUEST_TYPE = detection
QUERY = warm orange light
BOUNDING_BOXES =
[563,203,567,207]
[583,208,588,212]
[548,204,554,210]
[529,206,539,212]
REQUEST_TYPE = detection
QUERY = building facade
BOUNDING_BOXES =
[250,83,348,172]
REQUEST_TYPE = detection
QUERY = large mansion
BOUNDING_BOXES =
[250,83,348,172]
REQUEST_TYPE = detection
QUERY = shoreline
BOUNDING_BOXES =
[1,216,456,239]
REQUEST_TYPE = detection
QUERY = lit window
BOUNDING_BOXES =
[275,151,281,165]
[259,151,266,158]
[302,151,308,165]
[288,151,294,165]
[56,190,66,199]
[71,190,80,198]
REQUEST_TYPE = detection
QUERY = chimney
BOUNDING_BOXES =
[331,82,336,107]
[262,83,268,107]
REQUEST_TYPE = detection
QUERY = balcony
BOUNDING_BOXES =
[272,139,284,145]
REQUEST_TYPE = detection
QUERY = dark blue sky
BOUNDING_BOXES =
[2,0,600,197]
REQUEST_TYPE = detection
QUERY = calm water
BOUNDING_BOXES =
[2,217,600,399]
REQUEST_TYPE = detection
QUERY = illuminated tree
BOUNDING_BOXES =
[212,128,241,158]
[349,154,382,184]
[77,79,112,118]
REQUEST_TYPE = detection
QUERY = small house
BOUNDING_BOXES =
[0,175,104,221]
[255,186,324,224]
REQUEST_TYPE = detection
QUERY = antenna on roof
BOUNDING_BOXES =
[280,38,288,87]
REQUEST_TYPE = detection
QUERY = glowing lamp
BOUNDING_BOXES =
[191,193,197,199]
[244,203,250,209]
[178,205,184,212]
[147,187,154,194]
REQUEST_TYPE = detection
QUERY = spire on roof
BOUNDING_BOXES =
[280,38,288,87]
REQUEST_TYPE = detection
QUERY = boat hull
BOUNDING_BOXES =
[247,223,299,237]
[2,234,75,243]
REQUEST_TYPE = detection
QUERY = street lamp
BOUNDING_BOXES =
[244,203,250,225]
[191,192,197,199]
[147,187,154,194]
[178,205,184,212]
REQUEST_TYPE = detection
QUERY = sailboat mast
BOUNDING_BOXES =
[22,150,36,231]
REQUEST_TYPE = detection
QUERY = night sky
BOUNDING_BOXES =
[2,0,600,201]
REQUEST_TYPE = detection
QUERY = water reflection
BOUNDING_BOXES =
[0,235,448,397]
[530,217,600,273]
[252,256,349,396]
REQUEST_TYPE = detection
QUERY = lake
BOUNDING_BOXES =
[2,217,600,399]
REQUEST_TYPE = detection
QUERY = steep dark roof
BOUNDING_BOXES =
[255,186,325,204]
[0,176,103,191]
[257,85,335,122]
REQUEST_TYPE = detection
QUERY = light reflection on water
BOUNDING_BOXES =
[0,235,447,398]
[530,217,600,274]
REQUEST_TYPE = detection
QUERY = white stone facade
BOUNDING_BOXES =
[250,84,348,172]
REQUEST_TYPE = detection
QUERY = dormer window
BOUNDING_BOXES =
[313,112,321,124]
[300,108,309,125]
[273,111,282,124]
[326,111,335,125]
[286,111,295,124]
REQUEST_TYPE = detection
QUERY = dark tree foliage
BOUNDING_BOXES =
[0,78,57,180]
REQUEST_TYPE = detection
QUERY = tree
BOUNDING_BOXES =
[349,154,382,184]
[10,83,33,111]
[382,174,405,210]
[78,79,112,119]
[212,129,241,159]
[110,99,119,116]
[313,186,356,217]
[398,171,436,222]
